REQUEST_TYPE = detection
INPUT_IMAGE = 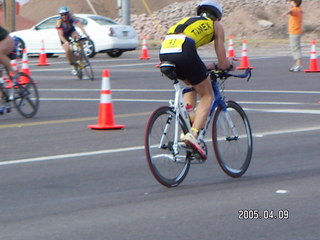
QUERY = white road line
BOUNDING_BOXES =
[31,62,157,72]
[38,88,320,94]
[245,108,320,114]
[1,125,320,166]
[0,146,144,166]
[39,98,319,107]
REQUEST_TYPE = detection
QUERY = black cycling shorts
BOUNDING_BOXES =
[0,26,9,41]
[159,37,208,85]
[60,27,77,44]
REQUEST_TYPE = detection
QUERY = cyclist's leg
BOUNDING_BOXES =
[0,34,15,113]
[0,35,15,74]
[183,89,197,114]
[71,31,82,48]
[63,30,78,65]
[61,38,73,65]
[71,31,80,41]
[191,77,214,136]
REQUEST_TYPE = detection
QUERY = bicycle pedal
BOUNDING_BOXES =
[189,153,206,164]
[194,153,206,162]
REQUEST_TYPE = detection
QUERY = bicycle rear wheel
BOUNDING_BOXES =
[212,101,252,177]
[145,106,190,187]
[13,73,40,118]
[80,49,94,80]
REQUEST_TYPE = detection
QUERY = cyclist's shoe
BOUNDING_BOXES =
[289,65,303,72]
[0,105,10,115]
[183,132,207,160]
[180,132,185,141]
[71,68,77,76]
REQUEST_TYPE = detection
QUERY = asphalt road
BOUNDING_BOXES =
[0,49,320,240]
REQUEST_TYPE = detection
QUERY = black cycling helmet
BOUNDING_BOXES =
[197,0,223,21]
[58,6,70,15]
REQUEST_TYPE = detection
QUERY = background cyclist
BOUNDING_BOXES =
[159,0,232,160]
[56,6,89,75]
[0,25,18,114]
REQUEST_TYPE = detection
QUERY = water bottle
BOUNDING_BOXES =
[186,104,195,124]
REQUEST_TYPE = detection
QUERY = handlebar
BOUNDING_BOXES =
[68,37,88,43]
[209,68,252,82]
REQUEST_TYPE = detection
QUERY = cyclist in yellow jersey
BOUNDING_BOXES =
[159,0,232,160]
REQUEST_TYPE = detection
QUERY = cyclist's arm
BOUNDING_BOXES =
[214,21,231,70]
[75,21,89,39]
[57,28,68,46]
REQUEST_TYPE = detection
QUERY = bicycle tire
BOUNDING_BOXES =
[13,73,40,118]
[212,100,252,177]
[75,62,83,80]
[145,106,190,187]
[80,49,94,81]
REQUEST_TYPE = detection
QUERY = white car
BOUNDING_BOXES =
[10,14,139,58]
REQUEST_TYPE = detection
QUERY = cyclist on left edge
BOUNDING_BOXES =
[0,25,19,114]
[56,6,89,75]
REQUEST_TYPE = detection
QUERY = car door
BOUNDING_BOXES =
[33,16,63,53]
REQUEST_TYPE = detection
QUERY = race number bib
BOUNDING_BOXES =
[160,35,186,54]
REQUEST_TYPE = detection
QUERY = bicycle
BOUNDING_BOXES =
[69,37,94,81]
[0,68,39,118]
[144,61,253,187]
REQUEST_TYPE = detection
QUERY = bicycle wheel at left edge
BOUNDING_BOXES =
[13,72,40,118]
[145,106,191,187]
[80,49,94,81]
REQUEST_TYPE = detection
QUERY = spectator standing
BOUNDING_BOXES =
[283,0,303,72]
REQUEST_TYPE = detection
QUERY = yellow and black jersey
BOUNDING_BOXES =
[0,26,9,41]
[56,15,79,34]
[167,16,215,48]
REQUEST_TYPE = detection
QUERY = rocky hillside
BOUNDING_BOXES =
[17,0,320,41]
[127,0,319,40]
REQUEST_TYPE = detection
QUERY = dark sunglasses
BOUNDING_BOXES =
[60,13,68,16]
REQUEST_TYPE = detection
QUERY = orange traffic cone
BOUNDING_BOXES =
[10,59,19,73]
[227,35,236,59]
[236,40,254,70]
[19,48,31,84]
[9,59,19,84]
[139,36,150,60]
[305,40,320,73]
[37,40,50,66]
[88,70,126,130]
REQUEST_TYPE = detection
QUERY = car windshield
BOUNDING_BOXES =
[88,16,118,25]
[36,16,59,30]
[35,16,88,30]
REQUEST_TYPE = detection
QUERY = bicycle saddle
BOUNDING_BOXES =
[159,61,177,80]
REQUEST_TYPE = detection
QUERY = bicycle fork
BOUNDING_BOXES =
[219,103,239,141]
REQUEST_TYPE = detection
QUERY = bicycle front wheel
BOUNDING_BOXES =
[13,73,40,118]
[145,106,190,187]
[212,101,252,178]
[80,50,94,80]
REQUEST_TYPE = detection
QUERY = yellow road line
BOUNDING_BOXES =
[0,112,151,129]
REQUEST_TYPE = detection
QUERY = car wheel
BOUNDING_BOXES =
[107,49,123,58]
[82,39,96,58]
[15,38,25,59]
